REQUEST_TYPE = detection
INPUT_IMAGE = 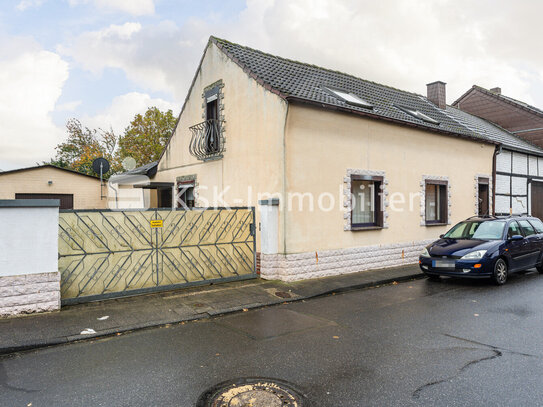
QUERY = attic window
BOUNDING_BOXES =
[324,87,373,109]
[396,105,440,125]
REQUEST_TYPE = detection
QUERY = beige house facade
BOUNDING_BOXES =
[0,165,106,209]
[148,37,543,281]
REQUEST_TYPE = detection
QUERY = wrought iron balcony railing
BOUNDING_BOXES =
[188,119,224,161]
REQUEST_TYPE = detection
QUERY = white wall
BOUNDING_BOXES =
[0,206,58,276]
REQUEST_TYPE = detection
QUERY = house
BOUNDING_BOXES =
[144,36,543,281]
[453,86,543,218]
[0,165,106,209]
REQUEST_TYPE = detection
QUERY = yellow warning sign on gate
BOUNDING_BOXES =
[150,219,163,228]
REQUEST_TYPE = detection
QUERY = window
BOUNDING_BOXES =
[351,175,383,228]
[507,221,522,239]
[324,87,373,109]
[425,181,448,224]
[529,218,543,234]
[518,220,536,236]
[396,105,440,125]
[204,86,220,155]
[177,182,195,209]
[444,221,505,240]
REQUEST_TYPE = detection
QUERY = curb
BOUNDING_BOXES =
[0,272,424,356]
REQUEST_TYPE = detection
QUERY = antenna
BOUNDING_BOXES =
[92,158,110,200]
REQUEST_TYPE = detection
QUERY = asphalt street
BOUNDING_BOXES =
[3,271,543,406]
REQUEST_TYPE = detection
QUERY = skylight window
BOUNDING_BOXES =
[324,87,373,109]
[396,105,440,125]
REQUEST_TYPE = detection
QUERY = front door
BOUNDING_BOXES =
[531,181,543,219]
[478,179,489,216]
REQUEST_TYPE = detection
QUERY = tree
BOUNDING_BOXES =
[117,107,177,165]
[47,107,177,177]
[48,119,120,177]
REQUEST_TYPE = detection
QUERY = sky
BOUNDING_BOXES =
[1,0,543,170]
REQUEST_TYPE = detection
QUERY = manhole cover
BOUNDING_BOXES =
[275,291,291,299]
[196,377,308,407]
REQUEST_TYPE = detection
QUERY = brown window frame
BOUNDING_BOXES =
[350,175,384,230]
[425,180,448,226]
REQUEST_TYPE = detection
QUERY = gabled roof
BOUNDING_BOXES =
[444,107,543,155]
[211,37,491,144]
[0,164,101,179]
[453,85,543,118]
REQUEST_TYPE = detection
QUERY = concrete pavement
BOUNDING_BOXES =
[0,264,423,355]
[2,268,543,406]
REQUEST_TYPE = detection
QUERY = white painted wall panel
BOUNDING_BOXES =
[512,177,527,195]
[0,206,58,277]
[496,174,511,194]
[495,195,511,214]
[529,156,538,176]
[539,158,543,177]
[512,196,528,214]
[496,151,511,173]
[512,152,528,175]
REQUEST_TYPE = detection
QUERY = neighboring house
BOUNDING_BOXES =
[453,86,543,218]
[143,36,542,281]
[0,165,106,209]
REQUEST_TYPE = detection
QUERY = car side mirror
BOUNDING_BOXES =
[509,235,524,241]
[439,234,444,238]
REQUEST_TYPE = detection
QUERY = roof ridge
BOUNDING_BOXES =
[210,36,425,99]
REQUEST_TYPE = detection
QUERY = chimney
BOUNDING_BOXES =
[426,81,447,109]
[490,87,501,95]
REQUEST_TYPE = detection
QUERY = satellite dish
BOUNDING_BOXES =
[122,157,137,171]
[92,157,110,175]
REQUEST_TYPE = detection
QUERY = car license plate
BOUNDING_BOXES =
[433,260,456,269]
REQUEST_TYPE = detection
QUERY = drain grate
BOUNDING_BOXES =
[196,377,308,407]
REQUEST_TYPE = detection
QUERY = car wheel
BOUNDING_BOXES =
[492,259,508,285]
[426,274,440,282]
[537,264,543,274]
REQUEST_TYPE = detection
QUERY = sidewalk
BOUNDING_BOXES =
[0,264,423,355]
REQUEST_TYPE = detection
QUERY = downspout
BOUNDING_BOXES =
[492,145,501,216]
[281,102,290,255]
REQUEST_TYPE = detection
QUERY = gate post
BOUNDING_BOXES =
[0,200,60,317]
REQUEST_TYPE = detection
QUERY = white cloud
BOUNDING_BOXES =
[67,0,155,16]
[59,0,543,108]
[59,20,207,99]
[81,92,177,136]
[16,0,45,11]
[56,100,82,112]
[0,36,69,170]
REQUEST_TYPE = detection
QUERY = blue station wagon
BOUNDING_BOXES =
[419,216,543,285]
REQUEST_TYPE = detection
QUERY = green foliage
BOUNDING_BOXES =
[46,107,176,177]
[117,107,177,165]
[46,119,119,177]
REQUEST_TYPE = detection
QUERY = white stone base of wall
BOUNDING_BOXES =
[0,272,61,317]
[260,240,433,282]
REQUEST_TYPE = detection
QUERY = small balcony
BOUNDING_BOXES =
[188,119,224,161]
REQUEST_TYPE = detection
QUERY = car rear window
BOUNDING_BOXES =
[519,220,536,236]
[529,219,543,234]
